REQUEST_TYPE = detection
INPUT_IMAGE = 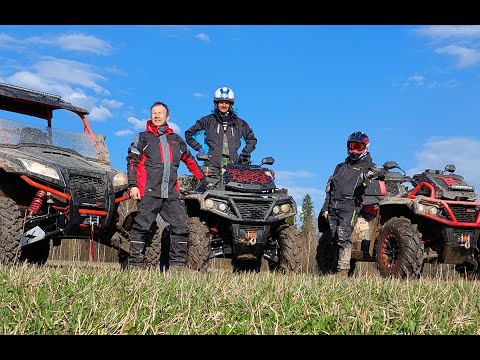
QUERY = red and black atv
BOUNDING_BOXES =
[178,154,304,273]
[317,161,480,278]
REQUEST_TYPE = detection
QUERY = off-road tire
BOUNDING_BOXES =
[276,224,303,273]
[186,217,210,272]
[118,223,165,270]
[0,197,23,265]
[0,197,50,265]
[375,216,424,278]
[316,230,337,275]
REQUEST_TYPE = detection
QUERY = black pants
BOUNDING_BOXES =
[128,196,188,266]
[327,207,359,271]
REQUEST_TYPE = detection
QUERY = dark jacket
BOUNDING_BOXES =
[127,120,203,198]
[321,152,377,212]
[185,111,257,167]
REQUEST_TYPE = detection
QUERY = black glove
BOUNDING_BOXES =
[238,154,251,164]
[196,177,208,193]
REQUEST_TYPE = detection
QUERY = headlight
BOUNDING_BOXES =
[205,199,214,208]
[273,206,280,215]
[19,159,60,180]
[217,202,228,212]
[112,172,128,188]
[280,204,291,213]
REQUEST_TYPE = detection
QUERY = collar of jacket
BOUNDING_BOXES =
[145,119,173,136]
[213,110,236,125]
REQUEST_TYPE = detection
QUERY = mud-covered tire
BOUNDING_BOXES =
[316,230,337,275]
[375,216,424,278]
[0,197,50,266]
[0,197,23,265]
[276,224,303,273]
[186,217,210,272]
[144,223,164,267]
[118,221,166,269]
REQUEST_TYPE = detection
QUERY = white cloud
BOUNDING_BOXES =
[0,33,114,55]
[127,116,146,131]
[194,33,210,42]
[409,137,480,191]
[101,99,123,109]
[114,129,134,137]
[169,121,181,134]
[56,34,114,55]
[435,45,480,68]
[193,92,207,98]
[88,106,112,122]
[414,25,480,39]
[404,73,425,87]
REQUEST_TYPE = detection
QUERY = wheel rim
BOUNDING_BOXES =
[381,232,399,269]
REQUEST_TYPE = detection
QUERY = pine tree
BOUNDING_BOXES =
[300,194,315,237]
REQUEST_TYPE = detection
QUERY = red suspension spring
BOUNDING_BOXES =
[28,189,47,215]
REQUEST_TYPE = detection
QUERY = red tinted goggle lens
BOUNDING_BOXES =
[348,141,366,151]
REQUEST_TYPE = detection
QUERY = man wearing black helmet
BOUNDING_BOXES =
[319,131,385,277]
[185,86,257,189]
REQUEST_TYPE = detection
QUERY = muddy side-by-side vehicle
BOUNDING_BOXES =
[0,82,142,265]
[177,154,304,273]
[317,161,480,278]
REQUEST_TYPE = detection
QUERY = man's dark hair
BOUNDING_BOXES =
[151,101,169,115]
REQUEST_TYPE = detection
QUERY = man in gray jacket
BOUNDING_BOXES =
[185,86,257,178]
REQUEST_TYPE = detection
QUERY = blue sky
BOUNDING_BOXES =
[1,25,480,217]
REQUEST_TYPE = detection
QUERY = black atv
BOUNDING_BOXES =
[317,161,480,278]
[0,82,135,265]
[178,154,304,273]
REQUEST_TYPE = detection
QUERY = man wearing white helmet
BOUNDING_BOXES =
[185,86,257,185]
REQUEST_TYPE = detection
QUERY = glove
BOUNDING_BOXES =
[322,210,328,219]
[361,170,376,180]
[196,177,208,193]
[238,154,251,164]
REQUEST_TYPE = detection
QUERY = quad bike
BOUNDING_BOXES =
[0,82,139,266]
[178,154,304,273]
[317,161,480,278]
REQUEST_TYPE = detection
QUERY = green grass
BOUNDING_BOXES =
[1,261,480,334]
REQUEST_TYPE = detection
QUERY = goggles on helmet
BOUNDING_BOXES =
[348,141,367,151]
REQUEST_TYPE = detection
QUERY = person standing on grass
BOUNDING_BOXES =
[126,101,207,271]
[319,131,385,277]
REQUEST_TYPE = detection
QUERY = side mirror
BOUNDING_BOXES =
[383,161,400,170]
[196,153,209,162]
[261,157,274,166]
[445,164,456,173]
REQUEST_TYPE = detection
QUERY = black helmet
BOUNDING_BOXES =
[347,131,369,161]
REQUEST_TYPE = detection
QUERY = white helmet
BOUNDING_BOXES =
[214,86,235,103]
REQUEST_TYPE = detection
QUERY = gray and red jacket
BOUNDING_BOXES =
[126,120,203,198]
[185,111,257,167]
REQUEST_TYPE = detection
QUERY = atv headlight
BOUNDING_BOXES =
[280,204,291,213]
[19,159,60,180]
[112,171,128,188]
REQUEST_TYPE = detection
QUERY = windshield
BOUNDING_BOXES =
[0,117,109,162]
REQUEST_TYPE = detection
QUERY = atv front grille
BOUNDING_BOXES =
[448,205,478,223]
[69,173,107,201]
[224,165,275,186]
[236,202,271,219]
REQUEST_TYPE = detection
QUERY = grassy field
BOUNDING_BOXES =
[1,260,480,335]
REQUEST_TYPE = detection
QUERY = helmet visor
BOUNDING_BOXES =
[348,141,366,151]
